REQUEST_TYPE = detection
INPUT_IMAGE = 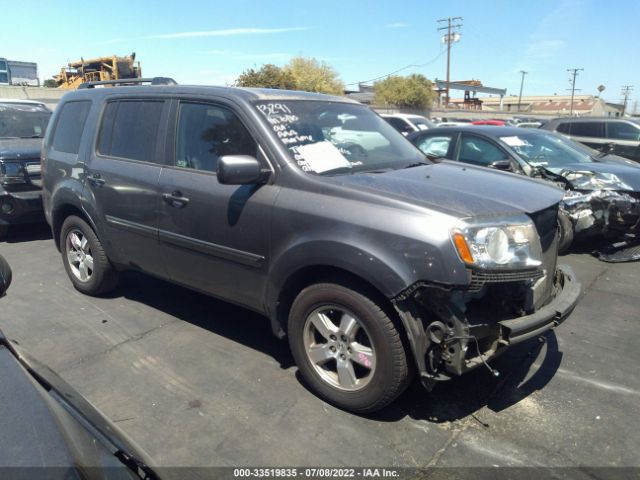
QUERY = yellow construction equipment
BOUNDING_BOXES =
[53,53,141,89]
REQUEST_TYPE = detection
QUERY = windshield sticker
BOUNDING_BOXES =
[500,136,528,147]
[417,124,429,131]
[257,103,292,116]
[296,141,351,173]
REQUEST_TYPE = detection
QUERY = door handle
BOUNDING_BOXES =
[87,173,105,187]
[162,191,190,208]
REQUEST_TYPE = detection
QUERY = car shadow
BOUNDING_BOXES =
[105,270,562,424]
[369,331,562,423]
[3,223,52,243]
[107,271,296,370]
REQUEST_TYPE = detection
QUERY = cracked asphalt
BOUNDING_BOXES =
[0,224,638,470]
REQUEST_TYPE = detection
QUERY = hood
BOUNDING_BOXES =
[335,161,564,218]
[0,138,43,161]
[546,161,640,191]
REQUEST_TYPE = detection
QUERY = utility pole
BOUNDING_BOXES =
[567,68,584,116]
[437,16,463,107]
[620,85,634,116]
[517,70,528,112]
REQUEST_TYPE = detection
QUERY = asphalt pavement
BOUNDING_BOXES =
[0,224,638,471]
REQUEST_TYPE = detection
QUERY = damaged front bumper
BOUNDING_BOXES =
[393,265,581,388]
[562,189,640,238]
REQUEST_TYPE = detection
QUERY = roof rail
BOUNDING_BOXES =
[78,77,178,89]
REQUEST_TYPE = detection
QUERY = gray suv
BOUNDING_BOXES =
[42,80,581,412]
[542,117,640,162]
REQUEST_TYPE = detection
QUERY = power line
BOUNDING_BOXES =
[566,68,583,116]
[437,16,463,107]
[621,85,634,116]
[344,48,449,87]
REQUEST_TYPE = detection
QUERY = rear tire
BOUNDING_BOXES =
[288,282,410,413]
[558,210,574,255]
[60,216,118,295]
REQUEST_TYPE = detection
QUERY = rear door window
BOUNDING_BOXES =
[51,101,91,154]
[97,100,164,163]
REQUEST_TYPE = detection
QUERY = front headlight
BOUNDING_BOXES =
[451,215,543,269]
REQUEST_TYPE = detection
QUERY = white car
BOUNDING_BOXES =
[381,114,436,136]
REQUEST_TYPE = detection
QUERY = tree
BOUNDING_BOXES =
[235,64,295,90]
[43,79,58,88]
[283,57,344,95]
[374,74,435,109]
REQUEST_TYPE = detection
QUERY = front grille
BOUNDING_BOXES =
[531,204,560,308]
[469,269,544,292]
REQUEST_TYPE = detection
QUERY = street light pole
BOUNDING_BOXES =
[517,70,527,112]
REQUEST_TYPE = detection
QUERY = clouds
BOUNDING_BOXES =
[105,26,308,44]
[202,50,292,62]
[521,0,582,65]
[384,22,408,29]
[146,27,308,40]
[525,39,567,59]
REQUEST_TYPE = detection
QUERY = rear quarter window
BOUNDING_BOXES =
[51,101,91,154]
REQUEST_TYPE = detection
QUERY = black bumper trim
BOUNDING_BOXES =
[498,264,581,345]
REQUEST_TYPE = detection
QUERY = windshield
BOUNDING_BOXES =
[410,117,433,130]
[254,100,426,175]
[0,103,51,139]
[498,131,593,168]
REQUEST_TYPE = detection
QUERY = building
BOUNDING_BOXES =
[466,94,623,117]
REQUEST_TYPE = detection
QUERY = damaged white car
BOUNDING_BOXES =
[408,126,640,256]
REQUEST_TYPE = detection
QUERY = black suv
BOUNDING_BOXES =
[42,80,581,412]
[0,99,51,238]
[542,117,640,162]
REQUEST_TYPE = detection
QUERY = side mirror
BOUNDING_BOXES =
[603,142,615,154]
[489,160,513,171]
[217,155,264,185]
[0,255,12,298]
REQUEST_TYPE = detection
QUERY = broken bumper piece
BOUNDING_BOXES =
[498,265,580,345]
[393,265,581,389]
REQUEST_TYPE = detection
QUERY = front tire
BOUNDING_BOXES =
[288,282,410,413]
[60,216,118,295]
[558,210,574,255]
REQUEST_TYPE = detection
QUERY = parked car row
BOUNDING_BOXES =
[408,126,640,252]
[382,113,640,164]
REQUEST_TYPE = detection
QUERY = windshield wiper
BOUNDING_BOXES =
[322,166,354,176]
[403,161,430,169]
[20,135,43,139]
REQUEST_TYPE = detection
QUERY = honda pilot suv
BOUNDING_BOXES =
[42,80,581,413]
[0,99,51,238]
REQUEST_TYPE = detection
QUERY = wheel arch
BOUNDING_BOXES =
[52,202,98,252]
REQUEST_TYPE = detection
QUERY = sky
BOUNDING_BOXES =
[1,0,637,106]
